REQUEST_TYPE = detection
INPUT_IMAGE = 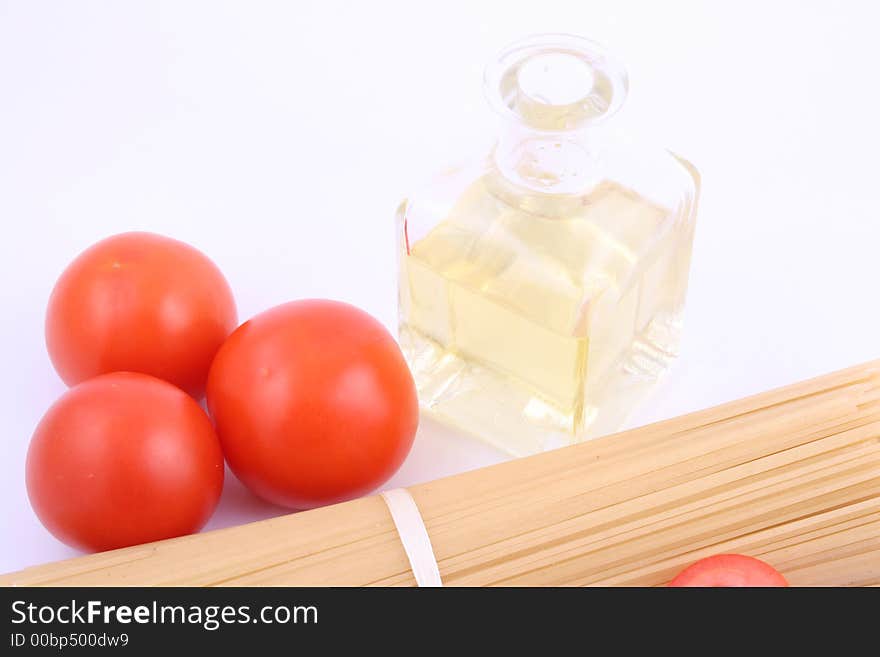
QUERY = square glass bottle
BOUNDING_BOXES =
[397,34,700,455]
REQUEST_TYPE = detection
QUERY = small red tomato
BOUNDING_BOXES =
[668,554,789,587]
[26,372,225,552]
[206,300,419,509]
[46,232,237,397]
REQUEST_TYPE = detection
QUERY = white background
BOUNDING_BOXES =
[1,0,878,573]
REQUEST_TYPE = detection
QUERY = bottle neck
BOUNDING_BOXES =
[493,124,604,195]
[484,34,627,195]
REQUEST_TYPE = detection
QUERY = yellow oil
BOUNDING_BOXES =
[399,174,695,455]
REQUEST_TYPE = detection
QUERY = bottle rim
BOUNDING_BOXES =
[483,33,629,133]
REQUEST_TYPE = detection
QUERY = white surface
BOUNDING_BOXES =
[1,1,879,573]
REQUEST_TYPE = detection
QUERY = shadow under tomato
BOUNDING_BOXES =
[202,466,292,532]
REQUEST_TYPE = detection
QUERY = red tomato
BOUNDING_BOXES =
[26,372,225,552]
[45,232,237,398]
[668,554,789,587]
[206,300,418,509]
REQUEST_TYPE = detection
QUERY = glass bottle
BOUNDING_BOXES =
[396,34,700,456]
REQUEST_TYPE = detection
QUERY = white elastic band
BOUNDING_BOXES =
[380,488,443,587]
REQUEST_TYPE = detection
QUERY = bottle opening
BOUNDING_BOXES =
[485,34,628,132]
[517,52,596,106]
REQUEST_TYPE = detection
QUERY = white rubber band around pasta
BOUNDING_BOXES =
[380,488,443,587]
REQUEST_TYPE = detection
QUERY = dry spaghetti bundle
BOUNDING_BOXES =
[4,360,880,586]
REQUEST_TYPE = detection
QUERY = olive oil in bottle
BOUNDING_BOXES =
[398,35,699,455]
